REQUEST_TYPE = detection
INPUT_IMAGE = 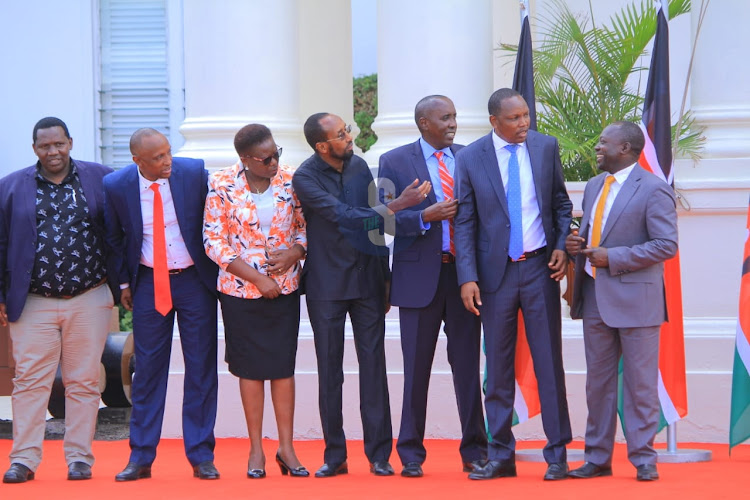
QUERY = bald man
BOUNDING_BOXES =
[103,129,220,481]
[378,96,486,477]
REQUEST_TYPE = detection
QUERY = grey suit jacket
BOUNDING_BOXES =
[570,164,678,328]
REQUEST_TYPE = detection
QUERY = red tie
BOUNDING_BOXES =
[150,183,172,315]
[434,151,455,255]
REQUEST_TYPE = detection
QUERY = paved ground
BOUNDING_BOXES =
[0,407,131,441]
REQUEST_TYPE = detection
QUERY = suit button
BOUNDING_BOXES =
[506,224,510,228]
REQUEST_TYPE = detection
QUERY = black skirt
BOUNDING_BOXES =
[219,291,300,380]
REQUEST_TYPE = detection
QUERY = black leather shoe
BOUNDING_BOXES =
[543,462,568,481]
[468,460,517,480]
[401,462,423,477]
[192,461,220,479]
[315,462,348,478]
[636,464,659,481]
[3,463,34,483]
[568,462,612,479]
[462,459,486,473]
[370,461,394,476]
[67,461,92,480]
[276,453,309,477]
[115,462,152,482]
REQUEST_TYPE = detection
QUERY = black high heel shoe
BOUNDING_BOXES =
[276,452,310,477]
[247,468,266,479]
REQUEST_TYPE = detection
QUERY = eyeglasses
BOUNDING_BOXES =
[322,124,352,143]
[242,147,282,165]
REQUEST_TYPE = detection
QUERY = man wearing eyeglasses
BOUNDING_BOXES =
[293,113,430,478]
[103,128,220,482]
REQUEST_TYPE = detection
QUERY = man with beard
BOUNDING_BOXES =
[377,96,486,477]
[292,113,430,478]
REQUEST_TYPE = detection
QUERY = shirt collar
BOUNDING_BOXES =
[491,130,526,153]
[610,163,636,185]
[137,167,169,191]
[419,137,453,162]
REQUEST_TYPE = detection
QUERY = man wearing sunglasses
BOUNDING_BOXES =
[103,128,220,481]
[293,113,430,478]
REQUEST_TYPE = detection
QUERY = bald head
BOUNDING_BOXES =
[130,128,166,155]
[415,95,457,150]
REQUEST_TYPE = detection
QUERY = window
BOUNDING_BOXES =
[98,0,184,167]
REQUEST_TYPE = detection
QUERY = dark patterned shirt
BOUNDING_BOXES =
[29,161,106,297]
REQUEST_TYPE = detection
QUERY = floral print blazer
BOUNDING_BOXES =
[203,162,306,299]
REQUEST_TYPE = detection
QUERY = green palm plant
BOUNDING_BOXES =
[501,0,704,181]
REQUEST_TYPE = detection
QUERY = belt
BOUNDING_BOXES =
[441,252,455,264]
[508,246,547,262]
[139,265,193,275]
[52,277,108,300]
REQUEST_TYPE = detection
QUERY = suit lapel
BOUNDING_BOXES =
[480,134,509,219]
[168,162,188,237]
[124,165,143,248]
[526,133,545,213]
[580,174,605,236]
[600,165,643,243]
[23,168,38,237]
[75,161,98,216]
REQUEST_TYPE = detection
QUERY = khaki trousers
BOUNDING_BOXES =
[9,284,113,471]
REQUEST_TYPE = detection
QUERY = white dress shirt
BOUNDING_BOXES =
[492,131,546,252]
[137,169,194,270]
[584,163,636,277]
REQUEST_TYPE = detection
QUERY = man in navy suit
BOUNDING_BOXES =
[455,88,573,481]
[0,117,115,483]
[378,96,486,478]
[103,129,220,481]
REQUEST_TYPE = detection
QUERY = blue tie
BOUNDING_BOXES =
[505,144,524,260]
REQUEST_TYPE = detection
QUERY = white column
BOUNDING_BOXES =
[365,0,494,163]
[177,0,308,169]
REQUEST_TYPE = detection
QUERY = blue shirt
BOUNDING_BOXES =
[419,137,454,253]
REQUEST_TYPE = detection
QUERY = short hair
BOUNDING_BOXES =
[303,112,331,150]
[414,95,449,127]
[234,124,272,155]
[33,117,70,143]
[488,88,522,116]
[610,121,645,156]
[129,128,163,155]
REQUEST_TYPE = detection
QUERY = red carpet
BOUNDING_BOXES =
[0,439,747,499]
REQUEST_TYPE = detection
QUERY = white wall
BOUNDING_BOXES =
[0,1,98,177]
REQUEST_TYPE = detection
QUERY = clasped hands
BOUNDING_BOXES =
[565,233,609,268]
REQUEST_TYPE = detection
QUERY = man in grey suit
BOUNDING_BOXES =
[455,88,572,481]
[566,121,678,482]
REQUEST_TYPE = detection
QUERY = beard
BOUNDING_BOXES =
[330,145,354,161]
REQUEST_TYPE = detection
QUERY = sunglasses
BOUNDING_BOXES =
[243,147,283,165]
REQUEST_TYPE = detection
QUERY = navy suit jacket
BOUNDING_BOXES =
[454,130,572,293]
[0,160,114,322]
[102,157,217,296]
[378,140,463,308]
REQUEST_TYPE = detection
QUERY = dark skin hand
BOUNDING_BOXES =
[422,199,458,222]
[566,232,609,269]
[120,287,133,311]
[387,178,432,212]
[266,244,306,276]
[548,249,568,281]
[0,303,8,326]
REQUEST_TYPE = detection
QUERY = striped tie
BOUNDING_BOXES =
[434,151,455,255]
[590,175,616,278]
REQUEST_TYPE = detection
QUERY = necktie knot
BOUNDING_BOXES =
[505,144,519,154]
[150,182,160,193]
[434,151,444,162]
[604,175,615,187]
